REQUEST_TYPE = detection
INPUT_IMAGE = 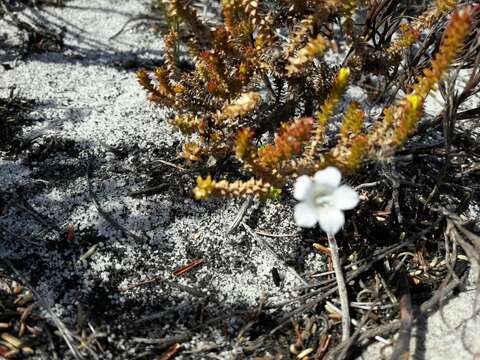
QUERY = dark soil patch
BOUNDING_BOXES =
[0,88,35,152]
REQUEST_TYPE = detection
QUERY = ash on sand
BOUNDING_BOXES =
[0,1,479,359]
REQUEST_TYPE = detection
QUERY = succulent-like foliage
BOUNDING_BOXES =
[193,176,271,200]
[218,92,262,123]
[370,7,473,157]
[388,0,459,55]
[339,102,365,142]
[286,35,328,76]
[236,117,314,185]
[305,67,351,160]
[413,8,472,98]
[138,1,474,199]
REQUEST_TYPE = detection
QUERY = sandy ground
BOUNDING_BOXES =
[362,282,480,360]
[0,0,478,359]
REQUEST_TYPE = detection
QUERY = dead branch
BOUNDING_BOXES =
[242,222,308,286]
[389,269,413,360]
[227,197,252,234]
[86,158,150,243]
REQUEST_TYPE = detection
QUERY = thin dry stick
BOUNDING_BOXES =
[326,301,390,344]
[390,269,413,360]
[155,159,186,171]
[119,276,163,292]
[335,310,372,360]
[354,181,384,191]
[243,222,308,286]
[13,196,61,233]
[86,159,149,243]
[109,15,164,40]
[327,234,351,341]
[254,230,300,238]
[227,197,252,234]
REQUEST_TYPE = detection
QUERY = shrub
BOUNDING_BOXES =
[138,0,474,199]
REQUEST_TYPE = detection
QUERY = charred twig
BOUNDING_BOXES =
[227,196,252,234]
[389,269,413,360]
[460,164,480,176]
[133,304,192,325]
[426,75,460,204]
[278,240,418,307]
[382,164,403,224]
[269,287,338,335]
[329,310,372,360]
[242,222,308,286]
[119,276,163,292]
[132,333,191,350]
[11,194,61,233]
[326,301,390,345]
[419,275,465,314]
[430,206,480,265]
[86,159,149,243]
[169,282,206,298]
[235,298,266,348]
[128,183,168,197]
[0,224,40,246]
[109,15,164,40]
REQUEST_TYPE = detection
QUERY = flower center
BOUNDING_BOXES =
[313,190,332,207]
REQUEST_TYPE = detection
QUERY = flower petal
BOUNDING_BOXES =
[317,206,345,235]
[294,202,318,228]
[313,167,341,189]
[294,175,313,201]
[332,185,359,210]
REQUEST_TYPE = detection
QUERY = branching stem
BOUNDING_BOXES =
[327,234,351,341]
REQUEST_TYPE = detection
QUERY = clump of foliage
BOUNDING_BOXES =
[138,0,476,199]
[0,88,34,151]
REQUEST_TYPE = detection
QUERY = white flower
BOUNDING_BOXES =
[148,72,159,88]
[293,166,359,234]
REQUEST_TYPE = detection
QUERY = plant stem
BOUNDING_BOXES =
[327,233,351,341]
